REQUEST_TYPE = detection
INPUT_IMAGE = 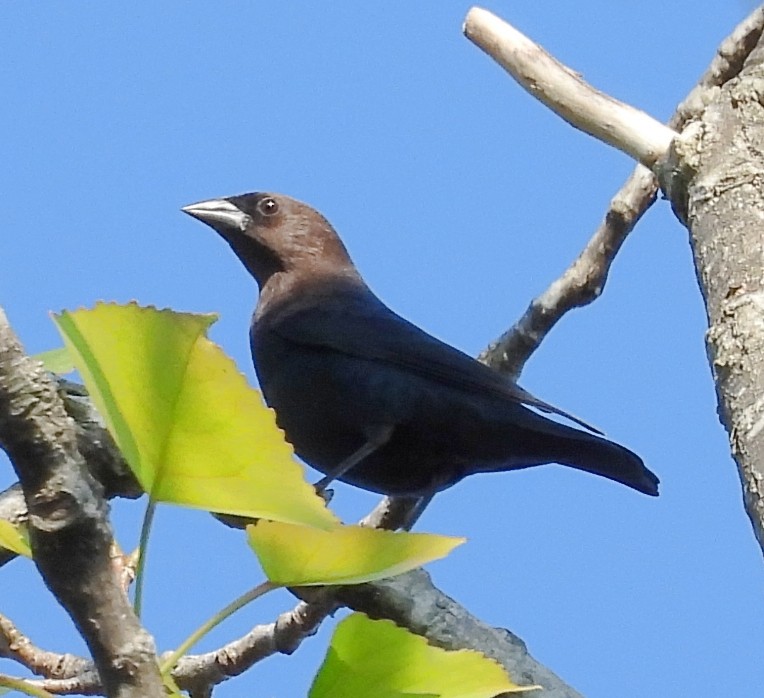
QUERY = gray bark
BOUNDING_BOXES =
[0,308,164,698]
[662,34,764,555]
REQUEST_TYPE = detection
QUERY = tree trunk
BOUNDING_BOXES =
[664,36,764,554]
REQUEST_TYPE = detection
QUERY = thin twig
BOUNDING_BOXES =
[478,165,658,378]
[0,613,90,680]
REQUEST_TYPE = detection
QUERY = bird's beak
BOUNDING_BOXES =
[181,198,250,231]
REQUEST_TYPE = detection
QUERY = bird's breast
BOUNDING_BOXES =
[251,323,395,458]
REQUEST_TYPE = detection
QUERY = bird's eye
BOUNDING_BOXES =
[258,197,279,216]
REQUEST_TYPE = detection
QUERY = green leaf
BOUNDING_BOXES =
[34,346,76,374]
[53,302,336,529]
[310,613,538,698]
[247,520,464,586]
[0,520,32,558]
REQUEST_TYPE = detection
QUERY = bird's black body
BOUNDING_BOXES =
[183,192,659,498]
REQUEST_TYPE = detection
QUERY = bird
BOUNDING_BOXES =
[182,192,659,501]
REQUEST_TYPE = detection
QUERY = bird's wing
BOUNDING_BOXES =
[267,290,602,434]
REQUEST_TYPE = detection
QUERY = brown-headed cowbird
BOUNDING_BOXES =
[182,193,659,499]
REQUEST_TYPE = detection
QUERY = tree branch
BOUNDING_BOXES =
[475,5,764,379]
[0,379,140,568]
[170,595,337,695]
[463,5,764,558]
[0,594,338,697]
[3,9,763,696]
[479,164,658,378]
[461,4,764,554]
[0,308,163,698]
[0,612,91,681]
[333,569,582,698]
[463,7,677,168]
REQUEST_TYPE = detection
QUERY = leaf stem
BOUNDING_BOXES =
[133,498,157,617]
[0,674,56,698]
[159,580,278,675]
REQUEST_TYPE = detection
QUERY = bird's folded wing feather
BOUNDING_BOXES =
[268,291,602,434]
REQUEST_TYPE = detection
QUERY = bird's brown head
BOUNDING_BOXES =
[182,192,357,289]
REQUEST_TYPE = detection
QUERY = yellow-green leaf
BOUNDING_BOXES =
[310,613,538,698]
[53,303,336,529]
[247,520,464,586]
[0,520,32,558]
[34,346,76,374]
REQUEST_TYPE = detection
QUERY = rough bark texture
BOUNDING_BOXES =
[335,569,584,698]
[0,309,164,698]
[3,8,764,696]
[663,37,764,554]
[0,378,140,569]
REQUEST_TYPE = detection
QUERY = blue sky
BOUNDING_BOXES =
[1,2,762,697]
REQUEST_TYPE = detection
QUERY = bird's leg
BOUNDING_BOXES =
[400,492,435,531]
[314,424,394,492]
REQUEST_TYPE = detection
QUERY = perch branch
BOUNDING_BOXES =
[2,8,763,696]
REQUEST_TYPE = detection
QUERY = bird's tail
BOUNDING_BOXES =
[494,414,660,496]
[546,429,659,496]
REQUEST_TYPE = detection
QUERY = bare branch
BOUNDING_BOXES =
[0,612,91,680]
[171,595,337,694]
[464,4,764,558]
[334,569,583,698]
[477,5,764,378]
[479,164,658,378]
[3,10,762,696]
[0,379,140,568]
[0,594,338,696]
[463,7,677,167]
[55,378,141,502]
[675,5,764,125]
[0,307,163,698]
[24,672,102,697]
